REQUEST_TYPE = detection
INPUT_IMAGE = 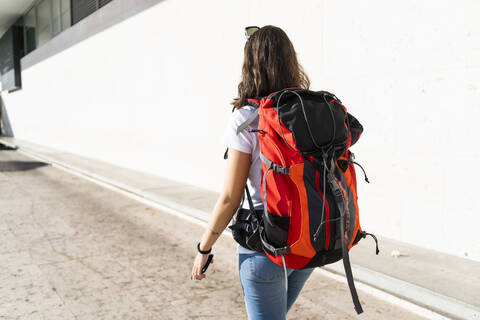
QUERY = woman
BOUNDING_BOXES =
[191,25,314,319]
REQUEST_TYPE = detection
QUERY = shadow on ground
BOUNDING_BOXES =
[0,158,49,172]
[0,143,16,151]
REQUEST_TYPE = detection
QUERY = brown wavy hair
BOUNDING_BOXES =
[232,25,310,109]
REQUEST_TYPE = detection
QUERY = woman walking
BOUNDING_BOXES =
[191,25,314,320]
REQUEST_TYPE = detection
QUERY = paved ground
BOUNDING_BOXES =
[0,149,427,319]
[7,138,479,310]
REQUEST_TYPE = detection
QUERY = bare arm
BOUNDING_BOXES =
[191,148,251,280]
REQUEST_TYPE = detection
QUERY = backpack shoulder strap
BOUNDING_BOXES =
[236,107,259,135]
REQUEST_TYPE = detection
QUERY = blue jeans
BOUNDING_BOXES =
[239,253,314,320]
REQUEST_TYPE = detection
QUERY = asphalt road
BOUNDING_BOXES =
[0,149,426,319]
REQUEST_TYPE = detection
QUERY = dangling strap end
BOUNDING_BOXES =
[281,255,288,292]
[362,232,380,255]
[353,161,370,183]
[355,306,364,315]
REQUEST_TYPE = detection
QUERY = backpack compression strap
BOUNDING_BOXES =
[258,153,291,257]
[327,169,364,315]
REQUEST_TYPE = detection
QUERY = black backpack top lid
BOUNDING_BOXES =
[267,90,362,157]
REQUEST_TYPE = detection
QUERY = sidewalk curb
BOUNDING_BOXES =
[2,138,479,320]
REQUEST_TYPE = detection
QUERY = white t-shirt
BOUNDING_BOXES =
[224,105,263,254]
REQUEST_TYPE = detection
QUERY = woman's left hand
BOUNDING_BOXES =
[191,253,213,280]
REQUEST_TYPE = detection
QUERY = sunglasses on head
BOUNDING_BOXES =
[245,26,260,40]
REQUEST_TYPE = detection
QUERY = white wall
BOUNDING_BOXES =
[3,0,480,261]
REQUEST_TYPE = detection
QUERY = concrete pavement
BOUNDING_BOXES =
[0,148,433,319]
[1,137,479,319]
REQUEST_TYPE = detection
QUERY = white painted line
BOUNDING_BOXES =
[14,144,479,320]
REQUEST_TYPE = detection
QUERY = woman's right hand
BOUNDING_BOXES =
[191,252,213,280]
[190,149,251,281]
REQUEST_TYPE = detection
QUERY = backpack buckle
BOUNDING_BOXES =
[271,164,290,175]
[273,246,291,256]
[348,151,355,164]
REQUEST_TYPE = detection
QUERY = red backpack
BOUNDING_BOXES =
[232,89,378,314]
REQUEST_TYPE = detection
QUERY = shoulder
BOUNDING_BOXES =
[232,105,257,119]
[231,105,258,127]
[225,105,258,153]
